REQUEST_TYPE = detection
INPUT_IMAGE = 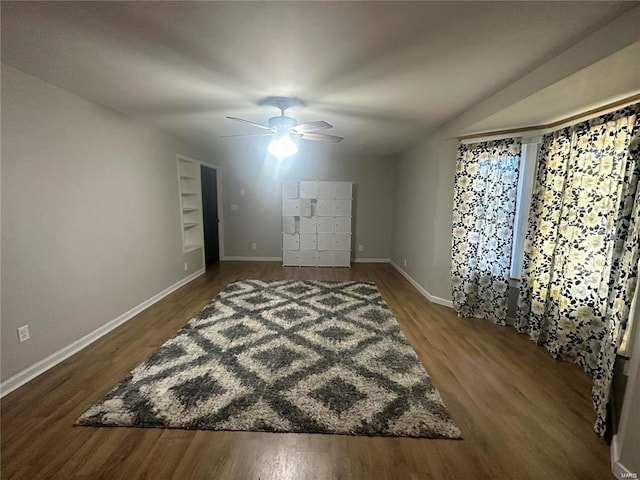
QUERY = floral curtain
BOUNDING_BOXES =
[516,104,640,434]
[451,138,521,325]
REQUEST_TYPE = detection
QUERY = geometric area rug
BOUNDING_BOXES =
[76,280,462,439]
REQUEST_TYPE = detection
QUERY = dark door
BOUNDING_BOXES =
[201,165,219,266]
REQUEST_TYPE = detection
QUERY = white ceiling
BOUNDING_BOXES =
[1,1,636,156]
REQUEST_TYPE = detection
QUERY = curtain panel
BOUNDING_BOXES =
[516,104,640,434]
[451,138,521,325]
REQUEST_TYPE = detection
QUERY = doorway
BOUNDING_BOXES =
[201,164,220,266]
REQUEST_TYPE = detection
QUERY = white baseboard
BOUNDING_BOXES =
[223,256,283,261]
[223,256,390,264]
[0,269,205,398]
[389,260,454,309]
[611,434,634,479]
[352,258,390,263]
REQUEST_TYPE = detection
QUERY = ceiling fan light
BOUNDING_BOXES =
[267,135,298,159]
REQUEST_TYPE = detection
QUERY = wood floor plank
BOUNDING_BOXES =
[1,262,613,479]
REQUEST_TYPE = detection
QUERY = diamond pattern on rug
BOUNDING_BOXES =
[236,336,323,383]
[317,325,354,342]
[282,363,401,433]
[76,280,462,439]
[219,322,256,341]
[197,314,275,350]
[310,378,367,414]
[252,345,304,370]
[303,317,377,352]
[170,374,226,408]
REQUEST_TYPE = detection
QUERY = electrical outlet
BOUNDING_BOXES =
[184,262,188,271]
[403,258,407,267]
[358,244,363,252]
[18,325,30,343]
[251,242,257,250]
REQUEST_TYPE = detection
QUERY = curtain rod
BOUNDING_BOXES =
[458,93,640,142]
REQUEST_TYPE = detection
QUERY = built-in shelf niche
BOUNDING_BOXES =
[177,157,203,254]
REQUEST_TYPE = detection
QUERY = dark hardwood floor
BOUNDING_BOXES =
[1,262,613,479]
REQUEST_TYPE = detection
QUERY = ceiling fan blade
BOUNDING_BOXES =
[226,116,273,131]
[221,133,275,138]
[298,132,344,143]
[290,120,333,134]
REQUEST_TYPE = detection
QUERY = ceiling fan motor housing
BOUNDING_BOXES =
[268,115,297,135]
[224,95,343,143]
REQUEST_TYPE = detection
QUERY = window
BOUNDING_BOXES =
[510,137,541,281]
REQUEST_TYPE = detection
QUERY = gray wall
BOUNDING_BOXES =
[390,135,458,300]
[220,141,396,260]
[1,65,214,381]
[390,139,438,291]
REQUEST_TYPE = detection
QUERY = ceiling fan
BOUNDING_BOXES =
[222,96,343,158]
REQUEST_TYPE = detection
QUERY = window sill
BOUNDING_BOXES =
[617,351,632,361]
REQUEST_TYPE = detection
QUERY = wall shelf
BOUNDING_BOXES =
[177,157,203,254]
